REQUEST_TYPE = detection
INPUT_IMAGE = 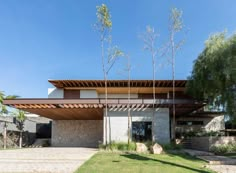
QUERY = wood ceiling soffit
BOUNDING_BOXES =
[61,81,66,87]
[71,81,76,87]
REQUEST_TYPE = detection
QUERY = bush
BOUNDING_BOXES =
[162,143,183,150]
[210,145,229,154]
[183,130,224,138]
[101,141,136,151]
[210,143,236,154]
[128,142,136,151]
[144,140,152,150]
[98,143,106,150]
[117,142,127,151]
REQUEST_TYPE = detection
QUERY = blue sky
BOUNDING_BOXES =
[1,0,236,98]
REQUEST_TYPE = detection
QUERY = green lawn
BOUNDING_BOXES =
[76,152,215,173]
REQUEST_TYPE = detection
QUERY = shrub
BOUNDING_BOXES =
[210,145,229,154]
[128,142,136,151]
[110,141,119,150]
[162,143,183,150]
[144,140,152,150]
[98,143,106,150]
[210,143,236,154]
[101,141,136,151]
[183,130,224,138]
[117,142,128,150]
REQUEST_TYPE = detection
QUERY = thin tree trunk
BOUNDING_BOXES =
[171,32,176,142]
[152,55,155,144]
[19,131,22,148]
[101,35,108,147]
[105,74,112,148]
[127,56,131,145]
[3,122,7,149]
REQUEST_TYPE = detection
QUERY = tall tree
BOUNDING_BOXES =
[142,26,159,143]
[122,55,132,144]
[126,55,131,145]
[14,110,26,148]
[117,54,132,144]
[187,32,236,119]
[0,91,18,149]
[95,4,123,147]
[167,8,185,142]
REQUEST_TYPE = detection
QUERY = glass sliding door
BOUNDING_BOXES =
[132,121,152,142]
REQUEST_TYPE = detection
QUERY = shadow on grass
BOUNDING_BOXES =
[121,153,210,173]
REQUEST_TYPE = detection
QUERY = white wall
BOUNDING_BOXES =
[104,108,170,144]
[99,94,138,98]
[48,88,64,98]
[80,90,98,98]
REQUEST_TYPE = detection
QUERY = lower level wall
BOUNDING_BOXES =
[51,120,103,147]
[104,108,170,144]
[184,136,236,151]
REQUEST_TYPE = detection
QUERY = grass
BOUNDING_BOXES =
[75,152,215,173]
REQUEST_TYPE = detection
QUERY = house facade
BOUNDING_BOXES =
[3,80,225,147]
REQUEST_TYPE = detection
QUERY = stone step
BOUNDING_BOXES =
[183,149,215,156]
[198,156,236,165]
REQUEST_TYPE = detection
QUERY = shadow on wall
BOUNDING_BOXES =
[36,122,52,138]
[0,130,36,147]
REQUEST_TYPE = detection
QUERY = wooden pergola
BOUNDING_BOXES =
[3,98,205,120]
[49,79,187,88]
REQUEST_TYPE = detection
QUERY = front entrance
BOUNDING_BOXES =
[132,121,152,142]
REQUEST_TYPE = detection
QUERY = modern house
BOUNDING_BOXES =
[3,80,225,147]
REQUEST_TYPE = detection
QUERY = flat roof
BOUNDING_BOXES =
[3,98,204,120]
[48,79,187,88]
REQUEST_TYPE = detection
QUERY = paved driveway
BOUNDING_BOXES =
[0,147,98,173]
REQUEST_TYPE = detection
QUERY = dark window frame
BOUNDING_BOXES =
[132,121,152,142]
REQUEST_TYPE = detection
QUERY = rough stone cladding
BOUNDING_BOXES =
[51,120,103,147]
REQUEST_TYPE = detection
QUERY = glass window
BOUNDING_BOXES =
[132,122,152,142]
[177,121,203,126]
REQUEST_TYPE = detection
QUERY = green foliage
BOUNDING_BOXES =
[100,141,136,151]
[96,4,112,29]
[210,143,236,154]
[16,110,26,122]
[162,143,183,150]
[98,143,106,150]
[169,7,183,32]
[183,130,224,138]
[14,110,26,131]
[0,91,18,115]
[144,140,153,150]
[187,31,236,117]
[128,142,136,151]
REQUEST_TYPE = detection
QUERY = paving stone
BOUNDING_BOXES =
[0,147,97,173]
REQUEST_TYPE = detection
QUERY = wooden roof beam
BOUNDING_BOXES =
[137,104,145,111]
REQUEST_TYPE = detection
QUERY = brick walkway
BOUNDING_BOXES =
[0,147,98,173]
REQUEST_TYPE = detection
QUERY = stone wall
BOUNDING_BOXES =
[184,136,236,151]
[51,120,103,147]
